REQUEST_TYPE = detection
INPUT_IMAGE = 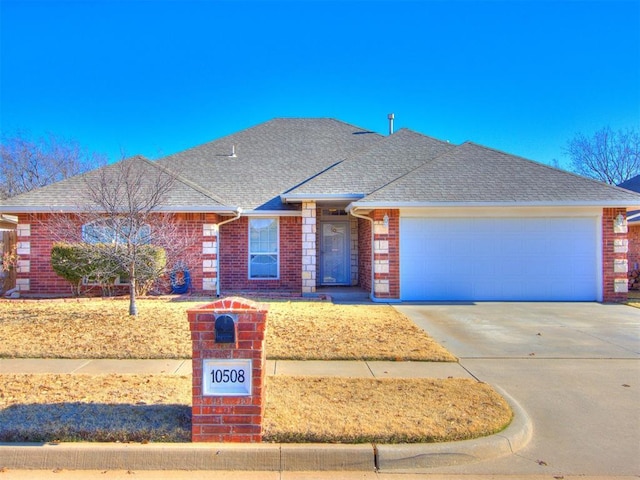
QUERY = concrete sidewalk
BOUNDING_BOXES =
[0,358,475,379]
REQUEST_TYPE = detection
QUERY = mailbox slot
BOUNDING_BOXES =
[215,313,237,343]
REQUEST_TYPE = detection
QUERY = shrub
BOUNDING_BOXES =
[51,242,167,297]
[132,245,167,296]
[51,243,92,296]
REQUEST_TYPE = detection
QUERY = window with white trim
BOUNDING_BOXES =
[248,218,278,279]
[82,220,151,245]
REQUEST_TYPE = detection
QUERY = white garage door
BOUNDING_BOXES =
[400,217,599,301]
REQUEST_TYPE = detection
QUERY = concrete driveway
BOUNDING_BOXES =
[395,302,640,477]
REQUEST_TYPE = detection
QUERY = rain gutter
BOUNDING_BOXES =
[215,208,243,297]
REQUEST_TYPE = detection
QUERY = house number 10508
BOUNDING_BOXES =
[211,368,245,384]
[202,358,252,396]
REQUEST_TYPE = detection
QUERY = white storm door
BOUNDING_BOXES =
[320,221,350,285]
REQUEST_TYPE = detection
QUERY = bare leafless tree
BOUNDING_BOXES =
[565,126,640,185]
[0,131,106,199]
[46,157,200,315]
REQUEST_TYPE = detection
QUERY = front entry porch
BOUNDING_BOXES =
[316,286,371,303]
[301,202,360,295]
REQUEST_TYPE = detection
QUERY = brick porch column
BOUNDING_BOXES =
[301,201,317,294]
[372,209,400,300]
[603,208,629,303]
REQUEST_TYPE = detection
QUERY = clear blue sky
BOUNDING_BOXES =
[1,0,639,169]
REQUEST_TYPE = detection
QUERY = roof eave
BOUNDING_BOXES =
[0,205,240,214]
[347,200,640,211]
[281,193,364,204]
[240,209,302,217]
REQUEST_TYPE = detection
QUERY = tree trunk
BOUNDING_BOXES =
[129,265,138,316]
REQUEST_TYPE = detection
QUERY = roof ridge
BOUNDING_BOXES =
[334,127,453,167]
[268,116,384,130]
[160,118,384,161]
[321,117,383,135]
[283,160,345,194]
[356,132,458,198]
[390,127,456,146]
[159,120,272,160]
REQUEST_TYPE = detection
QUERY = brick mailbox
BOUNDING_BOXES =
[187,297,268,442]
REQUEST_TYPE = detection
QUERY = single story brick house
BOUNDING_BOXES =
[2,117,640,302]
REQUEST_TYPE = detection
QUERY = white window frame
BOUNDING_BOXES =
[248,217,279,280]
[82,220,151,245]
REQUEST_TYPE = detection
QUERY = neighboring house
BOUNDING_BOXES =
[2,117,640,302]
[617,175,640,272]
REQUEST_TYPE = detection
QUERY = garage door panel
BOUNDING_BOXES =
[400,217,599,301]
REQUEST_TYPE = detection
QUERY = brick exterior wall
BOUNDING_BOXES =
[177,213,221,294]
[15,213,82,295]
[13,212,220,297]
[372,209,400,300]
[13,208,629,303]
[602,207,629,303]
[12,212,302,297]
[357,217,372,293]
[219,216,302,295]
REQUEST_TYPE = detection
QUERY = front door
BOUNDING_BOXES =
[320,221,350,285]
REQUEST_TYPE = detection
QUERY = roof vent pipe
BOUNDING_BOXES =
[387,113,394,135]
[229,145,237,158]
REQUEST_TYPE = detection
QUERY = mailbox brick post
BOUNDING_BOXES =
[187,297,268,442]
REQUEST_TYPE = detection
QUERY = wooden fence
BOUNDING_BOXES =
[1,230,17,293]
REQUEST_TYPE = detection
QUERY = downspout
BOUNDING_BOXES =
[348,207,378,302]
[215,208,243,297]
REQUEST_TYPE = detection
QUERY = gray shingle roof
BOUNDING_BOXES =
[0,155,229,212]
[2,118,640,213]
[356,141,640,206]
[286,128,454,196]
[156,118,383,210]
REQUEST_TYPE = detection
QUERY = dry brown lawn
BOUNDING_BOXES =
[0,298,508,445]
[0,299,193,359]
[264,376,512,443]
[0,298,455,361]
[0,374,191,443]
[0,374,512,444]
[267,301,454,361]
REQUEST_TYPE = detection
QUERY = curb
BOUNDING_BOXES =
[0,388,531,472]
[375,386,532,471]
